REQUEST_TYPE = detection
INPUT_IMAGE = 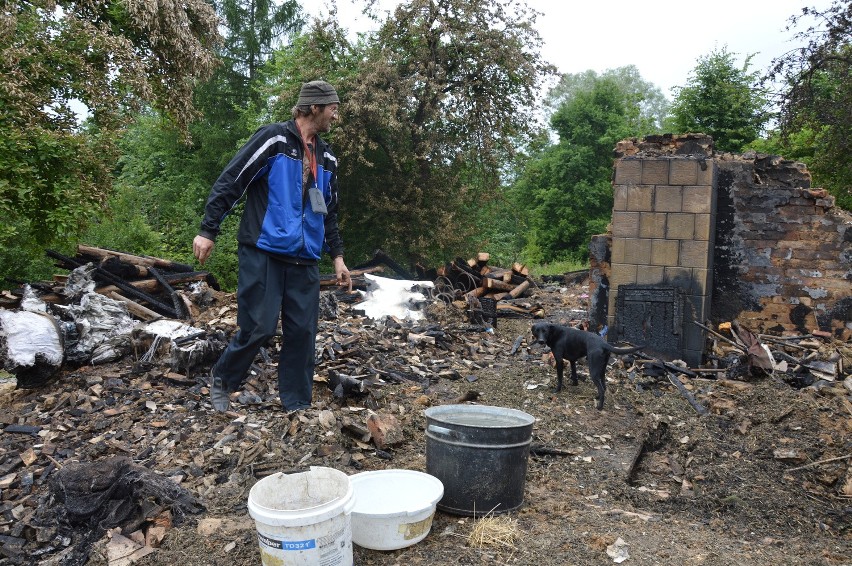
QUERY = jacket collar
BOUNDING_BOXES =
[285,119,327,152]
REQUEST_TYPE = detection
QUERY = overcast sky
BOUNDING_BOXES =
[302,0,834,99]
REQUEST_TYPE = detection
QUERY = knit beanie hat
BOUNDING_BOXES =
[297,80,340,106]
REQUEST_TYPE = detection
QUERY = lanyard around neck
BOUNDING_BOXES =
[296,123,317,185]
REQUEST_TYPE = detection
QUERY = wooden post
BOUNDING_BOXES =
[109,292,161,321]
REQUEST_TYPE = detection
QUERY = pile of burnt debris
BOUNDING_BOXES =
[0,246,548,564]
[0,246,849,564]
[0,247,545,386]
[0,244,847,399]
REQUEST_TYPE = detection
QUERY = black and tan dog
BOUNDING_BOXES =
[531,322,643,410]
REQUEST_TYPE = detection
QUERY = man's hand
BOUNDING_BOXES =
[334,256,351,291]
[193,235,215,265]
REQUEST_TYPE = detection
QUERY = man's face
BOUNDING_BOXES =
[313,103,339,133]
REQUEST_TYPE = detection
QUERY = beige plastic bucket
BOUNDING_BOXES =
[247,466,354,565]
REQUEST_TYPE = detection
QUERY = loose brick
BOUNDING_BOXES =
[669,159,698,185]
[666,213,695,240]
[641,159,670,185]
[654,185,683,212]
[366,413,404,449]
[626,185,654,212]
[614,159,642,185]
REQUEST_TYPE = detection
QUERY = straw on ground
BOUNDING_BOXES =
[467,515,520,550]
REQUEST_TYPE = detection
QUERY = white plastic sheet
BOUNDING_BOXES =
[0,310,63,367]
[357,274,434,321]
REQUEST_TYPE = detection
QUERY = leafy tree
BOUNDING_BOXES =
[94,0,305,290]
[195,0,304,177]
[316,0,554,266]
[515,77,633,263]
[217,0,303,83]
[0,0,219,286]
[545,65,669,133]
[96,111,245,289]
[666,46,769,152]
[766,1,851,209]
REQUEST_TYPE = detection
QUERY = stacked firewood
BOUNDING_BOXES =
[432,253,544,322]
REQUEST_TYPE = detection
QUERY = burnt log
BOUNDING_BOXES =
[149,267,187,319]
[352,250,414,280]
[508,280,531,299]
[482,277,515,292]
[46,251,179,319]
[76,245,194,273]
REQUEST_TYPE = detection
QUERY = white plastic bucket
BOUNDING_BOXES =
[349,470,444,550]
[247,466,354,566]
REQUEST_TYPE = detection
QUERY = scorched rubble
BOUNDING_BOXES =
[0,257,850,565]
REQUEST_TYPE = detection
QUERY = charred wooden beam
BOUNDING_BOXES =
[482,277,514,292]
[46,250,179,318]
[149,267,187,319]
[37,271,216,304]
[76,244,194,273]
[100,271,218,293]
[666,372,708,415]
[100,256,149,279]
[109,292,162,321]
[352,249,413,280]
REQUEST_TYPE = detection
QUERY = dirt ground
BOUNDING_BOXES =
[2,279,850,566]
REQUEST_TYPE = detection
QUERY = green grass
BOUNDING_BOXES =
[527,258,588,277]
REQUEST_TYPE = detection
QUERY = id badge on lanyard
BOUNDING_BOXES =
[309,185,328,215]
[300,129,328,215]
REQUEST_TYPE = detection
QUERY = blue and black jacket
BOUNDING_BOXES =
[199,120,343,264]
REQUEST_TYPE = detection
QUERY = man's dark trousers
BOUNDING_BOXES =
[213,244,319,411]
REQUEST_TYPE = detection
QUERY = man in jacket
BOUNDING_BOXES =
[193,80,350,413]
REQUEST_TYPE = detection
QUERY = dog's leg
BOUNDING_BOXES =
[569,360,579,386]
[553,357,564,392]
[588,351,608,410]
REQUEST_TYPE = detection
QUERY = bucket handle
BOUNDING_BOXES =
[427,425,461,441]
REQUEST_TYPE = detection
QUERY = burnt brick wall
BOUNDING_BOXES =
[713,154,852,338]
[601,135,852,357]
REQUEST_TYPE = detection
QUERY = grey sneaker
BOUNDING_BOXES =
[210,377,230,412]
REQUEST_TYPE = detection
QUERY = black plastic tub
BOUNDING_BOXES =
[424,404,535,516]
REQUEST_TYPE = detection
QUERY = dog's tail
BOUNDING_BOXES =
[603,343,645,355]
